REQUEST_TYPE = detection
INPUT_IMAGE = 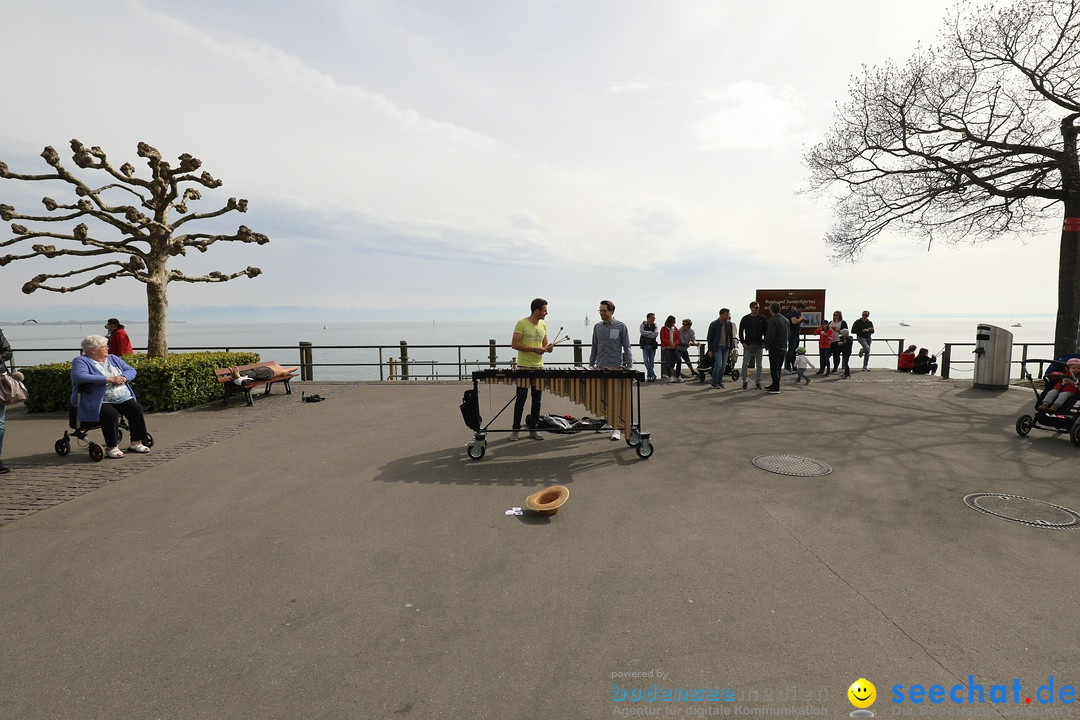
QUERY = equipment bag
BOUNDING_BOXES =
[460,389,482,431]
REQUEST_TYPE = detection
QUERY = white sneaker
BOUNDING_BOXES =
[510,431,520,441]
[529,430,544,440]
[611,429,622,441]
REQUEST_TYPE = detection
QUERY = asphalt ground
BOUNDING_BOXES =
[0,370,1076,720]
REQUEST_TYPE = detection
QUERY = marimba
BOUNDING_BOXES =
[461,367,653,460]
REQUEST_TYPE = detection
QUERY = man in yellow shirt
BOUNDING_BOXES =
[510,298,554,440]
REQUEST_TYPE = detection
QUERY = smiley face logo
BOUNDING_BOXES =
[848,678,876,709]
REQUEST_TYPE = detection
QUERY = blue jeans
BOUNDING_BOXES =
[741,343,763,385]
[641,346,657,379]
[711,347,730,385]
[857,338,872,368]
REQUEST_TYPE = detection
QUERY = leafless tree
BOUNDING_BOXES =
[0,140,268,357]
[806,0,1080,356]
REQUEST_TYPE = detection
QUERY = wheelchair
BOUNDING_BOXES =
[55,405,155,462]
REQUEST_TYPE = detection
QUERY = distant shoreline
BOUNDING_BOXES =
[0,320,186,326]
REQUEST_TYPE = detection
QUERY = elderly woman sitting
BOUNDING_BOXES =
[71,335,151,459]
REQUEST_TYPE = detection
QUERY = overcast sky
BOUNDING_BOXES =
[0,0,1059,324]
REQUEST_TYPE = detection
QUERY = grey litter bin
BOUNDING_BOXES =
[973,324,1013,390]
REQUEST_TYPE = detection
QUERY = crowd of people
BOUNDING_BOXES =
[639,302,883,393]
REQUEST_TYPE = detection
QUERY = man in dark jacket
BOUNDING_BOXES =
[763,303,789,394]
[738,301,768,390]
[706,308,736,389]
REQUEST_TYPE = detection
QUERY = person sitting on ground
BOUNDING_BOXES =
[897,345,917,372]
[911,348,938,375]
[71,335,151,459]
[1038,358,1080,413]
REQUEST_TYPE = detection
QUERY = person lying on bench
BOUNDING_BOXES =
[228,365,275,385]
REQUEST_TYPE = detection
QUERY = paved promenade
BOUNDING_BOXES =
[0,372,1076,719]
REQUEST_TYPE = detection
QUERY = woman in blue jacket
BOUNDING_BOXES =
[71,335,150,459]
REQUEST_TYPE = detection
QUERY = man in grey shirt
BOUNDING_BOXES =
[589,299,634,440]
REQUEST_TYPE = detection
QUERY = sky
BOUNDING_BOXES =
[0,0,1062,326]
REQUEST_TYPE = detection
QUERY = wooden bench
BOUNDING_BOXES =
[213,361,299,406]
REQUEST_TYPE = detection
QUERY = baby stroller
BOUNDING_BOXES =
[55,398,155,462]
[1015,354,1080,447]
[696,347,740,384]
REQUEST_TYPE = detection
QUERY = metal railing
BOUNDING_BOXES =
[8,337,1058,382]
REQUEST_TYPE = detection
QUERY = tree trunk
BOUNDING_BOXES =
[1058,202,1080,358]
[1057,114,1080,358]
[145,272,169,359]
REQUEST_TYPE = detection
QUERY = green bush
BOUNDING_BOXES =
[21,351,262,413]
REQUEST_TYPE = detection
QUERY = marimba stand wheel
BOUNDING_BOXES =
[635,437,654,459]
[467,433,488,461]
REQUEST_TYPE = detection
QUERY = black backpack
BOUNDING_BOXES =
[459,389,482,431]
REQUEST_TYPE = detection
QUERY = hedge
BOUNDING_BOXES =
[21,351,262,413]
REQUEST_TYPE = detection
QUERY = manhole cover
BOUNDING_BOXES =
[752,454,832,477]
[963,493,1080,529]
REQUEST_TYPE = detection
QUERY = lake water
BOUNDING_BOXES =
[2,316,1058,380]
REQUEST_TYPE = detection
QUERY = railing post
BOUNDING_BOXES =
[488,339,497,368]
[299,341,314,381]
[941,344,951,379]
[379,347,385,382]
[573,340,583,367]
[389,357,397,380]
[458,347,463,380]
[400,341,410,381]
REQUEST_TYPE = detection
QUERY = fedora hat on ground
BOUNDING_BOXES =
[525,485,570,516]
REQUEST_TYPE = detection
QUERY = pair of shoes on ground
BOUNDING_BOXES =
[510,430,544,441]
[764,387,780,394]
[106,443,151,459]
[711,383,725,389]
[303,394,325,403]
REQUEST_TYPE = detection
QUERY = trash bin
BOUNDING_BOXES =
[973,324,1013,390]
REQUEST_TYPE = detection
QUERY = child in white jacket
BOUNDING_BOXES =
[794,347,814,385]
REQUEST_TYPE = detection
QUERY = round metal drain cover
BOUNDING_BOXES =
[963,493,1080,529]
[752,454,832,477]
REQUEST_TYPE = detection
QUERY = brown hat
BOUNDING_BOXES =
[525,485,570,516]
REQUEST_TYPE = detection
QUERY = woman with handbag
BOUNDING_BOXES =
[71,335,151,459]
[0,327,12,474]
